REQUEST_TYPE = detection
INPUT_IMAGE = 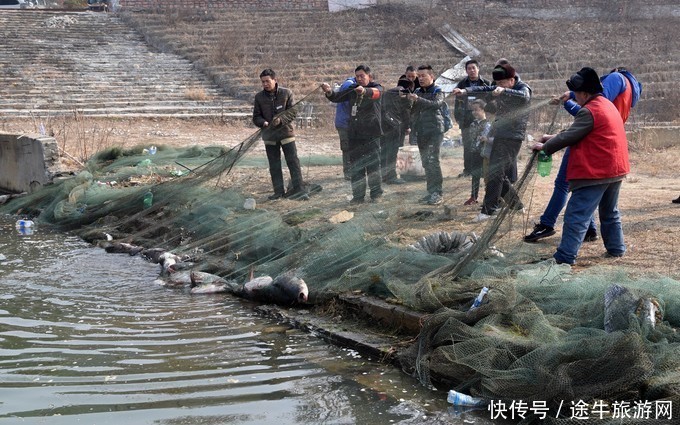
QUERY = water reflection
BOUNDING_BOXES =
[0,217,478,424]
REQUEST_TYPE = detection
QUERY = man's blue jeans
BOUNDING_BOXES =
[554,180,625,265]
[540,148,596,233]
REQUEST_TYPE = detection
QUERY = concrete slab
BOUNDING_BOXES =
[0,133,60,193]
[255,304,405,364]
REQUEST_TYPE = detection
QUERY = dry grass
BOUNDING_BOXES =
[184,86,210,101]
[22,112,117,165]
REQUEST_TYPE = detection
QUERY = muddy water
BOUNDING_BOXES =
[0,217,490,425]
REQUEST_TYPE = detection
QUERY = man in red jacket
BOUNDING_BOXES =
[531,67,629,265]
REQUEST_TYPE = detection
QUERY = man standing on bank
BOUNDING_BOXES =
[322,65,384,204]
[453,59,492,178]
[524,67,641,242]
[531,67,630,265]
[253,68,306,201]
[453,62,532,221]
[407,65,447,206]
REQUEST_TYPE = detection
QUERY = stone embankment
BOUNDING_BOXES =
[0,10,250,119]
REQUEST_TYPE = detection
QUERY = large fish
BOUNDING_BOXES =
[604,284,662,333]
[104,242,143,255]
[154,266,308,305]
[240,273,309,305]
[189,271,232,294]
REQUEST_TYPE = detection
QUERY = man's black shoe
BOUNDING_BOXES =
[524,223,556,242]
[673,196,680,204]
[268,192,284,201]
[583,229,599,242]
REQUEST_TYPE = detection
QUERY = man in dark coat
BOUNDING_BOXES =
[322,65,384,204]
[380,78,412,184]
[453,59,491,177]
[453,61,532,221]
[252,68,306,200]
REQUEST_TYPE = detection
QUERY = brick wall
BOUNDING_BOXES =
[119,0,328,10]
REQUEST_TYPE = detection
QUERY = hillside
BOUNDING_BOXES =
[120,3,679,124]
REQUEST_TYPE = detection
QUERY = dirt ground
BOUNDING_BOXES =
[3,117,679,279]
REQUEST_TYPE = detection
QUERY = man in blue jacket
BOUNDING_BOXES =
[334,76,356,181]
[524,67,641,242]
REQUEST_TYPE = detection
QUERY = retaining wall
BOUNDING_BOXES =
[0,133,60,194]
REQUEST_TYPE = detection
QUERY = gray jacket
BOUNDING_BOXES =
[410,83,446,136]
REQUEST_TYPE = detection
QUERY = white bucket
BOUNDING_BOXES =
[396,146,425,176]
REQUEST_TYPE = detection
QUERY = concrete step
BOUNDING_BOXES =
[0,10,239,117]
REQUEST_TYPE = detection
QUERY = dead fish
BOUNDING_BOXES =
[160,270,192,287]
[240,272,309,305]
[141,248,168,263]
[189,271,235,295]
[104,242,143,255]
[158,252,184,274]
[604,284,662,333]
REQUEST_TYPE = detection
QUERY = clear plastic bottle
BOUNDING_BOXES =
[537,150,552,177]
[447,390,486,407]
[143,190,153,209]
[15,219,34,229]
[468,287,489,311]
[149,146,157,155]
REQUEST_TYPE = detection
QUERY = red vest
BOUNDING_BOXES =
[567,96,630,180]
[612,76,633,123]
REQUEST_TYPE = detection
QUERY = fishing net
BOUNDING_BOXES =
[3,85,680,421]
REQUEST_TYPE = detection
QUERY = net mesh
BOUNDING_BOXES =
[3,87,680,420]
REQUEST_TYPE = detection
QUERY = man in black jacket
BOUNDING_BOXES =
[453,62,532,221]
[252,68,305,200]
[453,59,492,177]
[322,65,383,204]
[399,65,420,146]
[407,65,447,205]
[380,78,412,185]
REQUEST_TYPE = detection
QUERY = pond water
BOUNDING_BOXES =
[0,217,490,425]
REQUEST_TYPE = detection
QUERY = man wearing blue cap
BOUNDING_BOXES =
[530,67,630,265]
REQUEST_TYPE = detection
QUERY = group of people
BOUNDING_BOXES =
[252,60,648,265]
[321,64,449,205]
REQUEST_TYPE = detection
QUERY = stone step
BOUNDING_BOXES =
[0,10,239,117]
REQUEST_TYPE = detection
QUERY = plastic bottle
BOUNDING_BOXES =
[447,390,487,407]
[149,146,157,155]
[15,219,34,229]
[143,190,153,209]
[469,287,489,311]
[537,150,552,177]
